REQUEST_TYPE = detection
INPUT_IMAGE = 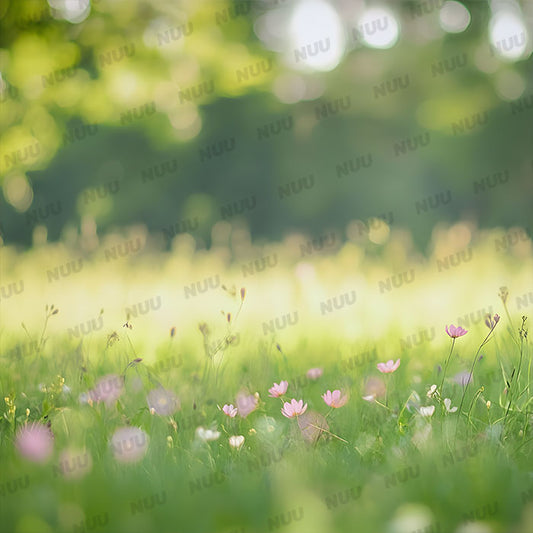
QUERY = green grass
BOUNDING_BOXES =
[1,229,532,533]
[1,312,532,533]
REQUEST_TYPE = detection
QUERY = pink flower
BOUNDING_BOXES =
[111,426,149,463]
[377,359,401,374]
[147,387,180,416]
[281,399,308,418]
[222,404,238,417]
[89,374,124,406]
[268,381,288,398]
[445,324,468,338]
[306,368,323,380]
[15,422,54,463]
[322,390,348,408]
[236,391,258,418]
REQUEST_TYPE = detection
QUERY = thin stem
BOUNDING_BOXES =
[503,318,527,433]
[307,423,348,444]
[455,323,498,441]
[440,338,456,397]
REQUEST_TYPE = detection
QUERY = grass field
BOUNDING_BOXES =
[1,223,532,533]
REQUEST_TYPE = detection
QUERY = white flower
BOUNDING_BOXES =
[362,395,376,402]
[443,398,458,413]
[427,384,438,398]
[229,435,245,449]
[419,405,435,417]
[195,426,221,442]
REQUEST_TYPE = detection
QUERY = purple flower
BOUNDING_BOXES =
[485,314,500,329]
[452,371,473,387]
[445,325,468,338]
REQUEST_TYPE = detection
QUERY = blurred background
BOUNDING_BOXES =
[0,0,532,252]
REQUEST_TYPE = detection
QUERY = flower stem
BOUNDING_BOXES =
[455,323,498,441]
[440,338,456,397]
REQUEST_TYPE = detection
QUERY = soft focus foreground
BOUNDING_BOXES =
[1,224,532,533]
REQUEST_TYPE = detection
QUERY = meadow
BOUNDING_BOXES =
[1,222,532,533]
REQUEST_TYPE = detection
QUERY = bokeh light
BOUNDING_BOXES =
[287,0,345,71]
[356,6,400,49]
[439,1,471,33]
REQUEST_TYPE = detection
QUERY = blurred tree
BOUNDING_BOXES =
[0,0,531,249]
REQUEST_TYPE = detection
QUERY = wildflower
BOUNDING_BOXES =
[15,422,54,463]
[222,404,238,418]
[89,374,124,406]
[111,426,149,463]
[443,398,457,413]
[377,359,400,374]
[229,435,245,450]
[268,381,288,398]
[445,324,468,338]
[484,314,501,329]
[486,400,491,409]
[452,371,472,387]
[236,391,258,418]
[281,399,307,418]
[419,406,435,417]
[146,387,180,416]
[195,427,221,441]
[306,368,323,380]
[362,394,376,402]
[427,384,438,398]
[322,390,348,408]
